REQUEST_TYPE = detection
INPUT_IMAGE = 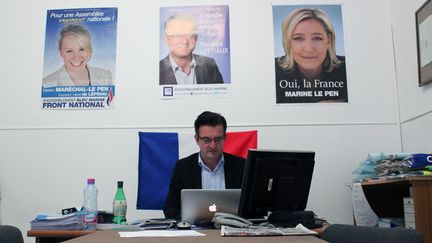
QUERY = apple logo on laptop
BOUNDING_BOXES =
[209,203,217,212]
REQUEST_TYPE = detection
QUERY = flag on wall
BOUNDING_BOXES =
[137,130,258,210]
[224,131,258,159]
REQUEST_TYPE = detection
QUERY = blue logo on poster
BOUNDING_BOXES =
[163,87,173,96]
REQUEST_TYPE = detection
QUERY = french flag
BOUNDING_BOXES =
[106,86,114,106]
[137,130,258,210]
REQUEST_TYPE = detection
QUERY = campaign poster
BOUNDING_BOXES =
[159,5,231,99]
[41,8,117,110]
[273,5,348,104]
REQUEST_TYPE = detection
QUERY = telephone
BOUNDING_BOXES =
[211,212,254,228]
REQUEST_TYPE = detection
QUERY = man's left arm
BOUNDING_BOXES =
[224,153,246,188]
[195,55,224,84]
[211,59,224,84]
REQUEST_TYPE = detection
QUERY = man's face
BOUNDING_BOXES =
[165,19,197,59]
[195,125,225,164]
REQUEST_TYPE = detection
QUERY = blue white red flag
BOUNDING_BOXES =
[137,130,257,210]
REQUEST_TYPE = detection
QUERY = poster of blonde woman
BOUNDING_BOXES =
[41,7,117,109]
[273,5,348,103]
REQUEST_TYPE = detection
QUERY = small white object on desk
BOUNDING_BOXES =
[118,230,206,238]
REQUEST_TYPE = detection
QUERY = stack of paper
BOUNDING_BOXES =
[220,224,318,237]
[30,213,83,230]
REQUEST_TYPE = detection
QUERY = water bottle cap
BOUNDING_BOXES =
[117,181,123,187]
[87,178,95,184]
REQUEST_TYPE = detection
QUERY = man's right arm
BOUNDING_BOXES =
[159,56,178,85]
[209,58,224,84]
[163,161,182,219]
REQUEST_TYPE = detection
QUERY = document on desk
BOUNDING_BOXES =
[352,183,378,226]
[31,213,83,230]
[221,224,318,236]
[118,230,206,238]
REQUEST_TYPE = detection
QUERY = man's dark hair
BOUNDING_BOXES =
[194,111,227,136]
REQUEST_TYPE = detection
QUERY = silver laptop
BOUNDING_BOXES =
[181,189,241,224]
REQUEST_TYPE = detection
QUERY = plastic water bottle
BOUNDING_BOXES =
[112,181,127,224]
[82,178,98,230]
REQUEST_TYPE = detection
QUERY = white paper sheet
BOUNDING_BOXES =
[352,183,379,226]
[118,230,206,238]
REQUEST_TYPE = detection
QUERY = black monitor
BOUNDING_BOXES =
[237,149,315,219]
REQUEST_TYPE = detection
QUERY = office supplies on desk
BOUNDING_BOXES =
[176,221,192,230]
[96,223,140,231]
[61,207,78,215]
[181,189,240,225]
[220,224,318,236]
[97,218,176,230]
[130,218,176,230]
[212,212,253,228]
[118,230,206,238]
[30,213,83,230]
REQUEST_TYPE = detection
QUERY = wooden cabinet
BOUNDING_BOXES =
[361,176,432,243]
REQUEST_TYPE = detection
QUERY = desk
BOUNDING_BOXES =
[62,230,327,243]
[28,225,328,243]
[27,230,92,243]
[361,176,432,243]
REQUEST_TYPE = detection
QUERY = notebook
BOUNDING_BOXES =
[181,189,241,225]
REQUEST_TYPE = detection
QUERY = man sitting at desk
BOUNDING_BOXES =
[163,111,245,219]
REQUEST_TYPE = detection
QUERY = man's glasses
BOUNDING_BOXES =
[197,136,225,145]
[167,33,198,41]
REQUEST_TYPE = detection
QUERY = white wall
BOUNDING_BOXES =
[0,0,399,128]
[0,0,413,242]
[390,0,432,152]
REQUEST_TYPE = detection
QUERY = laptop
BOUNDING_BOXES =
[181,189,241,225]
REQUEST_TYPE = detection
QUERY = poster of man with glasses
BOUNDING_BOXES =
[159,5,231,99]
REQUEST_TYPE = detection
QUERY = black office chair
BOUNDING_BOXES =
[0,225,24,243]
[321,224,423,243]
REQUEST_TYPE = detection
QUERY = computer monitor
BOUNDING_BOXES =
[237,149,315,219]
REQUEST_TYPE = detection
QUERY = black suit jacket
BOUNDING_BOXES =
[159,54,224,85]
[163,152,245,219]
